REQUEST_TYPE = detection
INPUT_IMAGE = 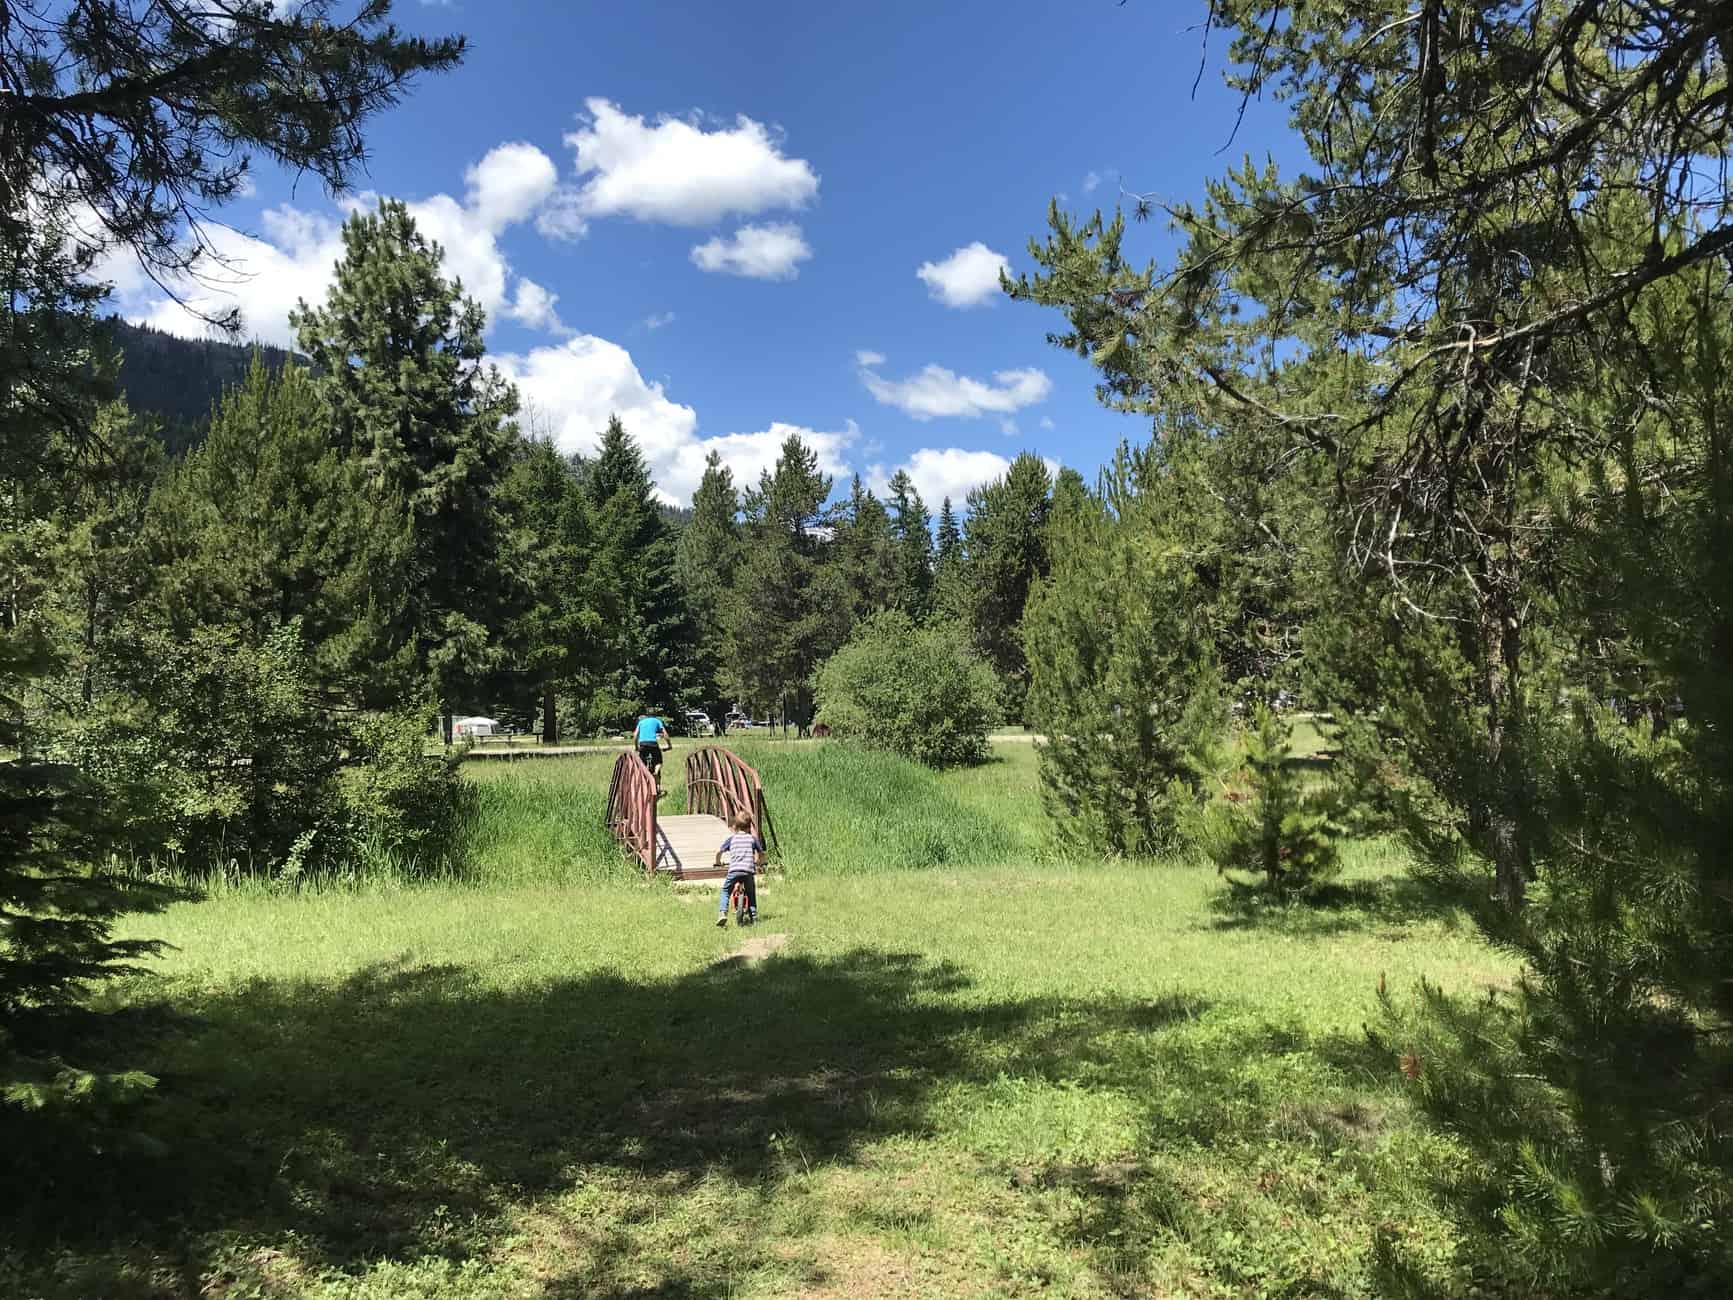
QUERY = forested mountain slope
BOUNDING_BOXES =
[101,316,298,453]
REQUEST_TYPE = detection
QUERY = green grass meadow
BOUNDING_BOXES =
[3,737,1514,1299]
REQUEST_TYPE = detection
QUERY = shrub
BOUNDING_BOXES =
[65,625,470,882]
[339,704,472,876]
[63,621,343,875]
[1197,706,1341,893]
[814,613,998,768]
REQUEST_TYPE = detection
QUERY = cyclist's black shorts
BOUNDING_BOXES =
[637,742,662,772]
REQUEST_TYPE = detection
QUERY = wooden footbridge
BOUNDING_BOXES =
[605,745,778,882]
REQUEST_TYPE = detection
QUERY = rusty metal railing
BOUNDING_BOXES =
[684,746,778,857]
[605,749,659,873]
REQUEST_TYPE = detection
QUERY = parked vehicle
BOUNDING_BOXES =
[683,709,716,737]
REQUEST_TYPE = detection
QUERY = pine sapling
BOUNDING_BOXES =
[1202,705,1341,893]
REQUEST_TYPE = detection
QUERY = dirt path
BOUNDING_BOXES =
[460,731,1045,761]
[460,743,626,760]
[712,932,791,968]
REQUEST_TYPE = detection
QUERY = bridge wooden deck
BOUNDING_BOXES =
[605,745,778,881]
[654,813,734,881]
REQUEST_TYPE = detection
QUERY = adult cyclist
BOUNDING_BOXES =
[634,712,671,783]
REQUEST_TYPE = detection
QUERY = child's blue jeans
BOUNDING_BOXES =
[719,872,757,918]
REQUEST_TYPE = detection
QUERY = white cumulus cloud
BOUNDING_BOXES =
[122,205,345,348]
[644,311,677,331]
[534,187,590,241]
[868,448,1009,509]
[858,358,1052,421]
[855,349,885,367]
[496,335,699,489]
[107,142,572,346]
[495,333,857,504]
[558,98,819,227]
[465,141,558,232]
[695,422,858,498]
[871,447,1062,509]
[506,279,571,335]
[915,241,1011,308]
[690,223,811,280]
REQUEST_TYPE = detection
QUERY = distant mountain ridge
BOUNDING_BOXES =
[101,316,298,454]
[99,317,696,523]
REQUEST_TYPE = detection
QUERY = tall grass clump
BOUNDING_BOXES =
[459,759,631,887]
[735,741,1025,874]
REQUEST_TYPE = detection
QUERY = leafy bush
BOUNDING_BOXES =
[1196,706,1341,893]
[340,705,472,876]
[64,621,343,875]
[814,613,998,768]
[64,625,470,882]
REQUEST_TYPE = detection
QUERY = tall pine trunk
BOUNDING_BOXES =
[540,682,556,744]
[81,570,97,708]
[1476,591,1528,909]
[1462,252,1530,910]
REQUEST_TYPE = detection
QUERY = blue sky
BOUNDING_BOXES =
[109,0,1298,507]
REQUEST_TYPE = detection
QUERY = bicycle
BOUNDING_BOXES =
[728,877,754,926]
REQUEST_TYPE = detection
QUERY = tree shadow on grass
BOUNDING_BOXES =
[1205,870,1476,937]
[5,947,1212,1297]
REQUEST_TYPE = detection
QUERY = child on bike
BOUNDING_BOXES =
[714,810,764,927]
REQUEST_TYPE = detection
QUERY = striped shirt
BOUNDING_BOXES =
[719,832,764,876]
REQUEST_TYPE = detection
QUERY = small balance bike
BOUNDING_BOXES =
[727,877,754,926]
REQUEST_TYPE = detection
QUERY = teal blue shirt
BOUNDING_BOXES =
[635,716,666,744]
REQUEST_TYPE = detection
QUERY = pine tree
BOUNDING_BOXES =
[3,394,170,1126]
[933,496,964,616]
[885,469,934,620]
[580,417,692,726]
[496,437,599,742]
[1048,467,1089,528]
[1012,3,1733,1285]
[1,0,461,1142]
[837,475,898,620]
[31,405,163,715]
[677,451,742,723]
[1024,452,1224,855]
[961,453,1053,720]
[148,356,408,699]
[936,497,962,565]
[292,199,520,737]
[4,2,463,323]
[1199,706,1340,893]
[727,435,848,730]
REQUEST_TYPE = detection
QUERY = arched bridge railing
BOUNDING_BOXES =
[605,749,658,872]
[685,746,778,857]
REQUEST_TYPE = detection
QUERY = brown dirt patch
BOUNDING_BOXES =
[712,931,791,967]
[794,1234,962,1300]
